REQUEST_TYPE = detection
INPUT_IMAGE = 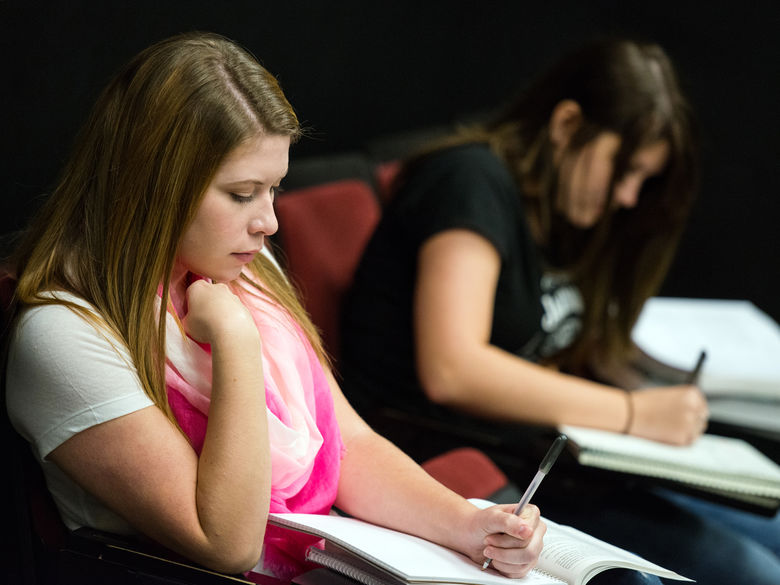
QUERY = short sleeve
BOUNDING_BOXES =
[399,145,520,259]
[6,298,153,460]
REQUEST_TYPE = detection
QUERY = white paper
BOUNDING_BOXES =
[632,297,780,399]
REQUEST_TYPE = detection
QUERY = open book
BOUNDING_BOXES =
[270,506,690,585]
[560,425,780,513]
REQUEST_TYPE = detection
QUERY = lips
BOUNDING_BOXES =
[231,251,258,263]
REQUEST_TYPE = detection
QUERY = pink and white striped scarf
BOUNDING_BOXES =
[163,269,344,579]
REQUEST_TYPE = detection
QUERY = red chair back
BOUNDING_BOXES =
[275,179,380,362]
[421,447,510,500]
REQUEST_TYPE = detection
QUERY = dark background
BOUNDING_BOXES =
[2,0,778,321]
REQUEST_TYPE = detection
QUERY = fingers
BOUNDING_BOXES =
[484,503,538,539]
[182,281,257,343]
[682,385,709,443]
[631,385,710,445]
[482,510,546,578]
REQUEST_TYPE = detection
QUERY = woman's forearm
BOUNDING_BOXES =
[335,419,479,553]
[420,340,708,445]
[420,341,630,432]
[413,230,629,433]
[195,330,271,569]
[329,370,477,553]
[329,370,545,578]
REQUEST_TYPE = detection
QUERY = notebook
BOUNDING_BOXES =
[560,425,780,512]
[270,506,690,585]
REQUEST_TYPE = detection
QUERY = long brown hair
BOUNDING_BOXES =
[11,32,325,423]
[408,39,698,372]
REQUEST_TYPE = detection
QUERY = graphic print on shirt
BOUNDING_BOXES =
[519,273,583,359]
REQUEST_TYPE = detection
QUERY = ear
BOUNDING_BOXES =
[549,100,583,151]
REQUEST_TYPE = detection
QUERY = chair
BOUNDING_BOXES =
[274,178,381,363]
[363,124,452,206]
[272,163,523,504]
[421,447,520,503]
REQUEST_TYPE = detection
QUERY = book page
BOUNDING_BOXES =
[537,521,691,584]
[631,297,780,398]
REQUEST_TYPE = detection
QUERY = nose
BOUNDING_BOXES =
[248,200,278,237]
[614,176,641,209]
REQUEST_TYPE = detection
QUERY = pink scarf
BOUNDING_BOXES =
[163,270,344,579]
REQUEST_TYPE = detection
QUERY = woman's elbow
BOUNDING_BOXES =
[192,518,267,574]
[228,545,264,575]
[417,356,466,406]
[202,540,264,575]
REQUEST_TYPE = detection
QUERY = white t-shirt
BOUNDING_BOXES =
[6,293,153,533]
[6,247,283,535]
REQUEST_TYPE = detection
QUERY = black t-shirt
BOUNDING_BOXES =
[340,143,582,421]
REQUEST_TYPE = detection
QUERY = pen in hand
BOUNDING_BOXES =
[687,350,709,436]
[482,434,568,570]
[686,350,707,385]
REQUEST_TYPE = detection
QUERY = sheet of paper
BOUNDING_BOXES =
[707,399,780,433]
[559,426,780,485]
[631,297,780,398]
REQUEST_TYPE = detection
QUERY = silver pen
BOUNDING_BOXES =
[482,434,568,570]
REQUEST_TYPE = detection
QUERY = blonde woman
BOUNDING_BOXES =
[4,33,544,581]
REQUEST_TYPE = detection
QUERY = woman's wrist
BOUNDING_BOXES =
[448,503,486,557]
[622,389,634,434]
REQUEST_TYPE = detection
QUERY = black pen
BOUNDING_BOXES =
[686,350,707,385]
[482,434,568,570]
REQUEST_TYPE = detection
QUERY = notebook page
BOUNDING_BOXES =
[560,426,780,496]
[272,513,565,585]
[631,298,780,397]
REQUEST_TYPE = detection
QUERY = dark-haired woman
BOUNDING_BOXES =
[342,39,780,584]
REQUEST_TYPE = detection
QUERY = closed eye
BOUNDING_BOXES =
[230,192,254,204]
[230,184,282,204]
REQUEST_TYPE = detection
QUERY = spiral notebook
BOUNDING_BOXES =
[270,508,690,585]
[560,425,780,512]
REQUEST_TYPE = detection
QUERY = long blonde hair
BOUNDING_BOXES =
[11,32,324,423]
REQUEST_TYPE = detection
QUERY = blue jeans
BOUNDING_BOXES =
[656,488,780,558]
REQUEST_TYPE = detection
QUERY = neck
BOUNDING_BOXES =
[169,266,190,316]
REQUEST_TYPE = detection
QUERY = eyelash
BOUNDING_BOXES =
[229,186,283,204]
[230,192,253,203]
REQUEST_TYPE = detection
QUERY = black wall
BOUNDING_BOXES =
[3,0,778,321]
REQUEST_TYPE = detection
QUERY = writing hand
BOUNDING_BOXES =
[463,504,545,578]
[629,385,709,445]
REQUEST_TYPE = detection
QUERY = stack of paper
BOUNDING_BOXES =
[632,297,780,432]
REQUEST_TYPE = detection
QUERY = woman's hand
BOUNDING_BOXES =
[630,385,709,445]
[460,504,545,578]
[182,280,258,345]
